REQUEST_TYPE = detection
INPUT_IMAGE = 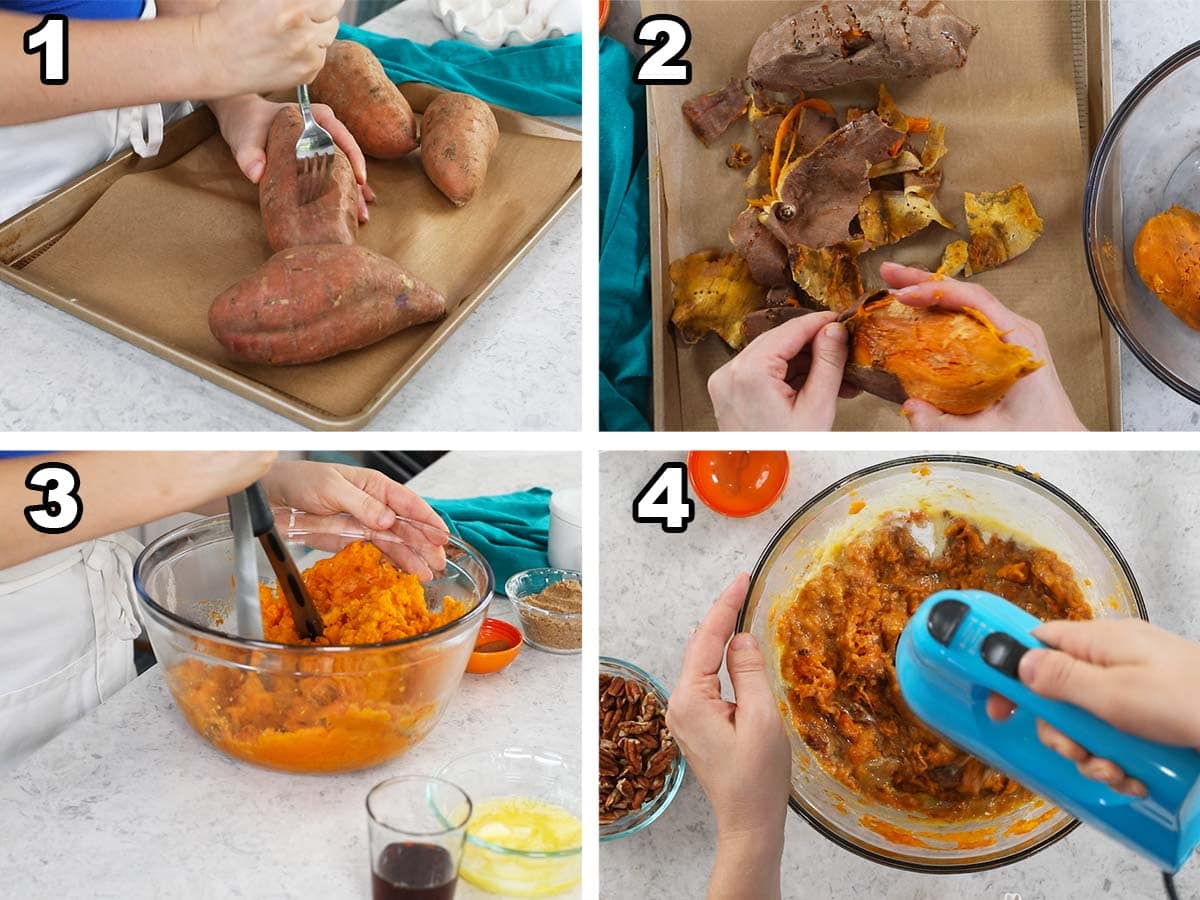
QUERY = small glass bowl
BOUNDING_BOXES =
[506,567,582,654]
[1084,41,1200,402]
[598,657,686,842]
[436,747,581,898]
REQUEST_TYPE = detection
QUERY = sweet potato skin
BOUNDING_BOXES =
[259,107,358,253]
[421,92,499,207]
[748,1,977,92]
[311,40,418,159]
[209,245,447,365]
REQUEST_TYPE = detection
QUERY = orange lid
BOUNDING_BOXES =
[687,451,790,518]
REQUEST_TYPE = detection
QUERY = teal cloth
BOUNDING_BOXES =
[425,488,550,591]
[337,23,581,116]
[599,37,652,431]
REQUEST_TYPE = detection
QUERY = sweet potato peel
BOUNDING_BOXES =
[846,294,1043,414]
[789,241,864,313]
[859,190,955,248]
[937,240,970,278]
[964,184,1044,276]
[669,249,767,349]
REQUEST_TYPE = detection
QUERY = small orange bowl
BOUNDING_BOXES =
[467,618,523,674]
[687,451,790,518]
[599,0,610,31]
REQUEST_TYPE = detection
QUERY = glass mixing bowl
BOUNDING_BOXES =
[133,511,493,774]
[1084,41,1200,401]
[740,456,1146,873]
[437,747,581,898]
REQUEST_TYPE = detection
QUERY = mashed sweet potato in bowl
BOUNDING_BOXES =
[133,511,493,774]
[739,456,1146,872]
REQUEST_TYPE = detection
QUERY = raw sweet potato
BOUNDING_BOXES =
[310,40,418,159]
[748,1,978,92]
[421,92,499,207]
[209,245,447,366]
[259,106,358,253]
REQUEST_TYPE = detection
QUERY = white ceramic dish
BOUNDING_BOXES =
[429,0,582,50]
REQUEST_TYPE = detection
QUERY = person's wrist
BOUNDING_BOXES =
[714,819,786,861]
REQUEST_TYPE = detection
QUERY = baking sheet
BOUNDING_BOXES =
[3,85,580,429]
[646,0,1112,431]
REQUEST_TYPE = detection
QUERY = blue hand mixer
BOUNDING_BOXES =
[896,589,1200,884]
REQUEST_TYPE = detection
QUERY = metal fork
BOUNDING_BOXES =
[295,84,336,205]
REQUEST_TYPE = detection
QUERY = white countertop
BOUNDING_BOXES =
[0,1,581,432]
[599,451,1200,899]
[0,451,582,899]
[1110,0,1200,430]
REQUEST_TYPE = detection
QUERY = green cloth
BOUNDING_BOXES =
[337,24,581,116]
[425,488,550,591]
[599,37,652,431]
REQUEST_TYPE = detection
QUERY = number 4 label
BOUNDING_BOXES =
[24,462,83,535]
[632,462,695,533]
[633,14,692,85]
[24,15,69,86]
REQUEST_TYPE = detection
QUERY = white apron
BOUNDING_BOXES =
[0,0,192,223]
[0,533,143,771]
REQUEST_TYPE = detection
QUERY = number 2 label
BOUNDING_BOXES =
[24,462,83,534]
[24,15,69,86]
[633,14,692,85]
[632,462,695,533]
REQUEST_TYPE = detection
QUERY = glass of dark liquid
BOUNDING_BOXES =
[366,776,472,900]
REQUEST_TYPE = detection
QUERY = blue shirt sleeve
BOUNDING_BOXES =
[0,1,145,20]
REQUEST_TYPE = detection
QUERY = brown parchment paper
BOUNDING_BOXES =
[646,0,1110,431]
[22,86,581,421]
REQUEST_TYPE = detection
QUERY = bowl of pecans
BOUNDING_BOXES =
[599,657,685,840]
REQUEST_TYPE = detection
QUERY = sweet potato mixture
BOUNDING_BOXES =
[167,541,469,773]
[775,512,1091,820]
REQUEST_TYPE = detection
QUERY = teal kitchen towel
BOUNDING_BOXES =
[338,24,581,116]
[426,488,551,590]
[599,36,652,432]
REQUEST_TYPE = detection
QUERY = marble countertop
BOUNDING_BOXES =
[0,1,580,432]
[0,451,582,898]
[599,451,1200,899]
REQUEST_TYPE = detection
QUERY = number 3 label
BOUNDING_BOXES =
[24,462,83,534]
[632,462,695,533]
[24,15,69,86]
[633,14,692,85]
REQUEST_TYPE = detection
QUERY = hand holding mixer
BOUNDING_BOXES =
[897,589,1200,894]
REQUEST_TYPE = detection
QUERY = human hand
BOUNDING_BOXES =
[880,262,1085,431]
[986,618,1200,797]
[667,574,790,849]
[708,311,858,431]
[211,95,375,221]
[196,0,343,98]
[260,460,449,579]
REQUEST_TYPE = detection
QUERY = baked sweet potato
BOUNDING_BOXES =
[209,245,447,366]
[748,1,978,92]
[420,92,500,207]
[845,293,1042,414]
[310,40,418,159]
[259,107,358,253]
[1134,205,1200,330]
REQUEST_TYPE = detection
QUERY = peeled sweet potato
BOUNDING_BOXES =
[421,92,499,207]
[748,1,978,92]
[259,106,358,253]
[311,40,418,159]
[1133,205,1200,330]
[845,293,1042,414]
[209,245,447,366]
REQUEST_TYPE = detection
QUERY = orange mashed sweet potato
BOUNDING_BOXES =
[167,541,470,773]
[775,511,1091,821]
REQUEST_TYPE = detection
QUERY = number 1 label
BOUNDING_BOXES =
[24,15,69,86]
